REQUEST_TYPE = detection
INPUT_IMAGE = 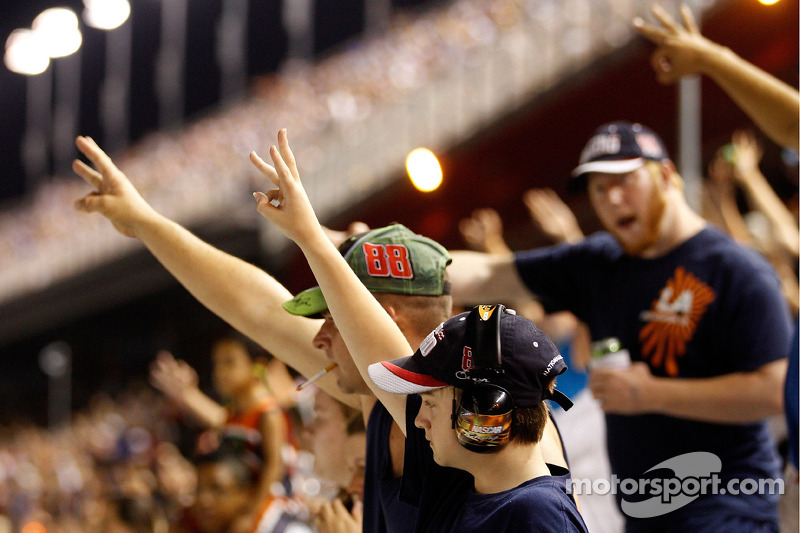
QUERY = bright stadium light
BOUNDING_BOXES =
[406,148,443,192]
[83,0,131,30]
[32,8,83,58]
[4,29,50,75]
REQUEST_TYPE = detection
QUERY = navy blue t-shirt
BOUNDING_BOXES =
[399,394,588,533]
[514,227,791,526]
[362,401,419,533]
[786,323,799,470]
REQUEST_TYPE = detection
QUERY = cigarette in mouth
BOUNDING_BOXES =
[296,362,338,391]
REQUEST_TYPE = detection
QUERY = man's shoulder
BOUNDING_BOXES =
[687,227,778,276]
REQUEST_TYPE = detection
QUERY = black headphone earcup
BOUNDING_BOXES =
[454,386,514,453]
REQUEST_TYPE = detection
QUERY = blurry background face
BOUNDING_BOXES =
[343,432,367,502]
[212,340,254,399]
[192,460,252,533]
[306,391,354,488]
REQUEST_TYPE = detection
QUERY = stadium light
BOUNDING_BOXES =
[83,0,131,30]
[32,8,83,58]
[4,29,50,75]
[406,148,443,192]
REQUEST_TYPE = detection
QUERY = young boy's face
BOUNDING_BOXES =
[414,387,467,468]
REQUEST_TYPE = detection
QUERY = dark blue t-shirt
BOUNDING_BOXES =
[786,323,799,470]
[362,401,419,533]
[399,394,588,533]
[514,227,791,526]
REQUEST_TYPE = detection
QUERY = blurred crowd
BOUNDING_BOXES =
[0,341,371,533]
[0,0,668,303]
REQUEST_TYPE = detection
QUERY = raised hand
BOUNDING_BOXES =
[72,136,157,237]
[149,351,199,401]
[251,129,326,248]
[458,208,511,255]
[729,130,763,184]
[523,188,583,244]
[633,3,710,84]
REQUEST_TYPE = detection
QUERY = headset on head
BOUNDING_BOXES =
[451,304,515,453]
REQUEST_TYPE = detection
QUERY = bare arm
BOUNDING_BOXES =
[635,3,799,149]
[705,150,752,245]
[590,359,787,423]
[448,250,535,307]
[71,136,358,409]
[251,130,410,431]
[729,130,799,258]
[258,409,288,501]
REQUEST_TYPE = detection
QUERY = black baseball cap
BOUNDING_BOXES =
[569,121,670,190]
[368,305,573,409]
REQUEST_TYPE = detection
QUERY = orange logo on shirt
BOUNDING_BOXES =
[638,267,715,376]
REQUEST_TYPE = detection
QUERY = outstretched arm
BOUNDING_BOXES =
[71,136,357,408]
[447,250,535,307]
[149,350,228,428]
[635,3,799,149]
[729,130,799,259]
[251,130,410,431]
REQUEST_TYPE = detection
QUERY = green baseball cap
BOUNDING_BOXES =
[282,224,452,318]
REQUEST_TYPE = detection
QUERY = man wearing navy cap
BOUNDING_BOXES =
[448,121,792,532]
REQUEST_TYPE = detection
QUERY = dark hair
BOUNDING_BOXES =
[509,402,549,444]
[509,379,556,444]
[194,440,262,487]
[213,329,271,363]
[375,292,453,336]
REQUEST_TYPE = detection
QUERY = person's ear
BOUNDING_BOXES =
[652,160,679,191]
[382,303,414,339]
[382,303,399,322]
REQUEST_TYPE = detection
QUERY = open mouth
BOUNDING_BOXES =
[616,215,636,230]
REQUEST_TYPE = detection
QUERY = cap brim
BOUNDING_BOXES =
[571,157,646,179]
[368,357,448,395]
[282,287,328,318]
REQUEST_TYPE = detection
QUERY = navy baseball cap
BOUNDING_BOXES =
[283,224,452,318]
[368,305,573,409]
[569,121,670,190]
